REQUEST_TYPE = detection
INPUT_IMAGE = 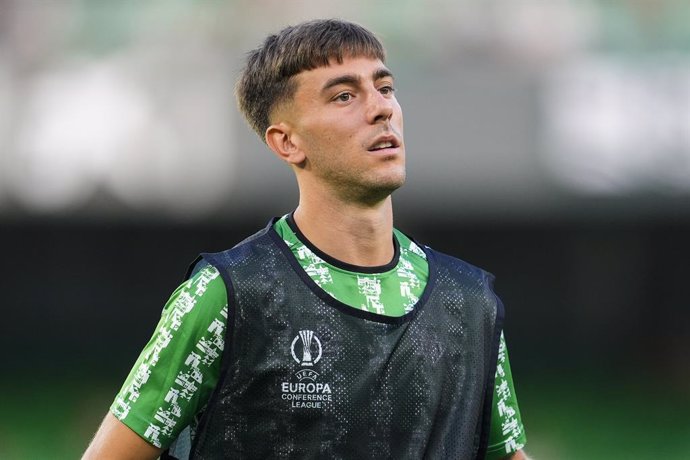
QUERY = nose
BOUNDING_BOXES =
[366,90,394,124]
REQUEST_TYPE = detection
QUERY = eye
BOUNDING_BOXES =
[334,92,353,102]
[379,85,396,96]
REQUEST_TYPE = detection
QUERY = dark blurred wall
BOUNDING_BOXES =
[2,214,688,388]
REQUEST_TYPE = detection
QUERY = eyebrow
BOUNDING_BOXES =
[321,67,395,94]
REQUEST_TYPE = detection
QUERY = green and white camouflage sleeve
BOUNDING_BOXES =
[486,332,527,459]
[110,264,227,448]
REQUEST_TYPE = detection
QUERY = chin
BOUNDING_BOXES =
[363,172,406,202]
[384,168,406,190]
[384,176,406,193]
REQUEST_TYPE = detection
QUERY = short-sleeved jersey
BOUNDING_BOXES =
[111,216,526,458]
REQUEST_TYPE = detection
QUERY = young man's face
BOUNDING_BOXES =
[285,56,405,202]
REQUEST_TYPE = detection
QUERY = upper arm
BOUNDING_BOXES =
[99,264,229,451]
[485,332,527,459]
[82,412,163,460]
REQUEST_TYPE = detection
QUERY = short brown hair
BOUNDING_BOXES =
[236,19,386,140]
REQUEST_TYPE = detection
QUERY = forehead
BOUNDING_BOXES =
[294,56,391,92]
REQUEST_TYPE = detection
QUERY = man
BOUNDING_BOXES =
[84,19,528,459]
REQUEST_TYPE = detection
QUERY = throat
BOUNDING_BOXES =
[291,205,396,268]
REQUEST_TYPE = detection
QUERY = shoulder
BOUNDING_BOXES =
[162,263,227,316]
[393,228,496,288]
[422,244,504,322]
[424,245,496,287]
[201,220,278,269]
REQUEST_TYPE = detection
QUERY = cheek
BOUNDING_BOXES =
[313,126,353,149]
[394,104,404,130]
[297,123,327,151]
[298,113,362,153]
[299,128,339,163]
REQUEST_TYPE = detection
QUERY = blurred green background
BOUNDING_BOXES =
[1,1,689,458]
[2,366,689,459]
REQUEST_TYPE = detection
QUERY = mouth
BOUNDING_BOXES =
[367,135,401,153]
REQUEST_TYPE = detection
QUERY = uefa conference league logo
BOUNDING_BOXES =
[291,330,322,367]
[281,330,332,408]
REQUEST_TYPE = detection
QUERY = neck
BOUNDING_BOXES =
[293,192,395,267]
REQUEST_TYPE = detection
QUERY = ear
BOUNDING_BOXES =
[265,123,306,165]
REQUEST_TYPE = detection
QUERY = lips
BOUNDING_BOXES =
[367,135,400,152]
